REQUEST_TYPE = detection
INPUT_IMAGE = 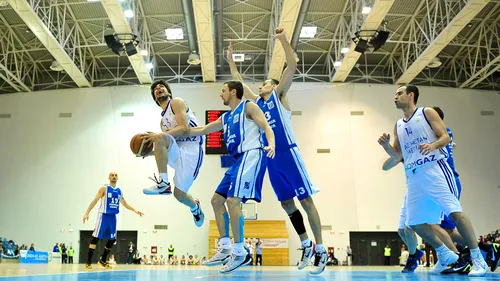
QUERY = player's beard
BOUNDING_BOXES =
[157,94,171,104]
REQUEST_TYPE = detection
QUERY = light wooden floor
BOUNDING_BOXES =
[0,263,499,281]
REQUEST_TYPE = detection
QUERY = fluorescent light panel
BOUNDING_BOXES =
[232,54,245,62]
[299,26,317,38]
[165,28,184,40]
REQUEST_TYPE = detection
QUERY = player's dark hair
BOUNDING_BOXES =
[269,79,280,85]
[406,84,419,104]
[432,106,444,120]
[150,80,172,106]
[224,80,244,99]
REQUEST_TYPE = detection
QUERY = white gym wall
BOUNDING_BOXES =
[0,83,498,264]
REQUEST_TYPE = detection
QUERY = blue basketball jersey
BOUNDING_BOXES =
[98,185,122,215]
[256,89,297,149]
[221,100,264,157]
[445,128,459,177]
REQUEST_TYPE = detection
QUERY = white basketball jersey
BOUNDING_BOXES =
[221,100,264,156]
[396,107,447,173]
[161,99,204,146]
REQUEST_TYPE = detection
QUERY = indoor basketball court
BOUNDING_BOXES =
[1,0,499,280]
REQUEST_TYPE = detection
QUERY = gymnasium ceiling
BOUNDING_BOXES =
[0,0,499,94]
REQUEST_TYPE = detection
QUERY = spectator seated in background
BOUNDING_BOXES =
[194,255,200,265]
[1,239,19,259]
[152,255,159,265]
[187,255,194,265]
[173,255,179,265]
[200,257,206,265]
[180,255,186,265]
[159,255,166,265]
[399,245,409,266]
[52,243,59,252]
[141,255,148,265]
[108,254,116,265]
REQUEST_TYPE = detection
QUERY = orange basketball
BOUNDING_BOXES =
[130,133,154,157]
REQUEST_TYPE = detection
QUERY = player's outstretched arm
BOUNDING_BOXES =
[187,117,224,136]
[227,43,259,101]
[83,186,106,223]
[121,196,144,216]
[246,102,275,158]
[227,42,244,82]
[274,28,297,98]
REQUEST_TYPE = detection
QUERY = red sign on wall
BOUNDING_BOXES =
[151,246,157,254]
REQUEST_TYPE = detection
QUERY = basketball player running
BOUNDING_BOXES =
[378,85,488,276]
[185,80,275,274]
[227,28,327,274]
[382,106,463,274]
[141,80,205,227]
[82,172,144,269]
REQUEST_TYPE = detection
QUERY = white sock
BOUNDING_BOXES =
[316,244,325,253]
[190,202,199,212]
[301,238,312,248]
[159,173,168,183]
[470,248,483,260]
[232,242,246,256]
[220,237,231,249]
[435,244,454,260]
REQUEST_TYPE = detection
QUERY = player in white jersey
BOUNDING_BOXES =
[185,80,275,274]
[141,80,205,227]
[82,172,144,269]
[227,28,327,274]
[378,85,487,276]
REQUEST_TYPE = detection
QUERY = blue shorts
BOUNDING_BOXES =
[440,176,462,230]
[92,213,117,240]
[268,146,319,202]
[215,149,267,203]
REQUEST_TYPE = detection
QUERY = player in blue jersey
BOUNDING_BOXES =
[227,28,327,274]
[82,172,144,269]
[185,80,275,274]
[378,85,487,276]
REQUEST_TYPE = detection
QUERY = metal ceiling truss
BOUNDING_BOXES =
[7,0,92,87]
[267,0,302,80]
[395,0,488,85]
[100,0,152,84]
[331,0,395,83]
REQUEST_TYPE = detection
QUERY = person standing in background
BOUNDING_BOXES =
[68,246,74,264]
[384,245,391,265]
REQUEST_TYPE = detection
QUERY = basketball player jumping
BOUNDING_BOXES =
[141,80,205,227]
[185,80,275,274]
[378,85,488,276]
[227,28,327,274]
[82,172,144,269]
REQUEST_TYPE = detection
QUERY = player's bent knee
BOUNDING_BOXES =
[299,196,315,210]
[105,240,116,249]
[155,133,171,146]
[448,212,463,221]
[280,199,297,214]
[173,187,185,200]
[211,193,226,209]
[90,237,99,246]
[226,197,241,209]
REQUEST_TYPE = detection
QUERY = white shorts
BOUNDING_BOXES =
[405,159,462,226]
[398,193,407,230]
[166,134,204,193]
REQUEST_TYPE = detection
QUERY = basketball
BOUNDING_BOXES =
[130,133,153,157]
